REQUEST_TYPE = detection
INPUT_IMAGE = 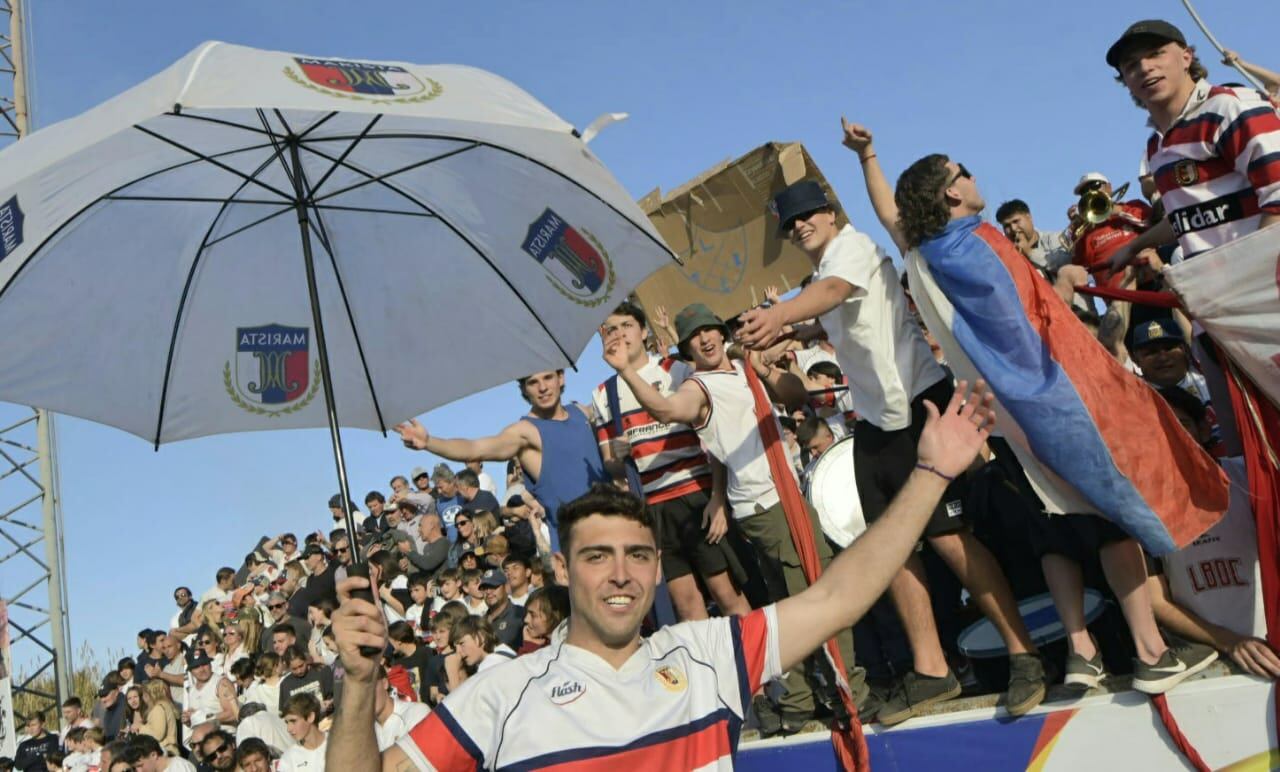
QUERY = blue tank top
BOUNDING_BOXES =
[522,405,608,526]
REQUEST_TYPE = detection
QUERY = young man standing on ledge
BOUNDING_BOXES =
[327,380,996,771]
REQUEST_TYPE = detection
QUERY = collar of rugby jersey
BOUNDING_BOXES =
[1146,78,1212,133]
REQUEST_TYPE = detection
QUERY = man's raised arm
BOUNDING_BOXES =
[774,381,995,672]
[842,117,909,256]
[396,418,528,462]
[603,336,706,426]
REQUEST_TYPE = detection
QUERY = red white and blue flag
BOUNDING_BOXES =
[907,216,1227,555]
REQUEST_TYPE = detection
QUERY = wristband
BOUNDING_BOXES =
[915,462,955,483]
[860,153,877,164]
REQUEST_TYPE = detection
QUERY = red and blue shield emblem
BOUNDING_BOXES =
[234,324,310,406]
[523,208,611,302]
[294,57,426,97]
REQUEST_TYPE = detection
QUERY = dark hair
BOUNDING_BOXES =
[62,696,82,710]
[125,734,163,758]
[387,621,416,644]
[216,566,235,582]
[200,729,235,754]
[101,739,128,762]
[608,300,647,328]
[795,416,831,447]
[895,153,954,248]
[307,596,337,618]
[1113,44,1208,107]
[805,360,843,381]
[26,711,45,724]
[116,656,136,673]
[994,199,1031,223]
[516,370,565,402]
[254,652,281,679]
[229,657,256,681]
[284,644,309,664]
[281,692,321,722]
[389,475,408,488]
[236,738,272,766]
[369,549,404,582]
[1158,386,1208,425]
[455,469,480,489]
[44,751,65,767]
[527,585,571,629]
[452,615,498,652]
[270,623,296,640]
[556,484,657,555]
[408,574,431,590]
[501,554,532,571]
[365,490,386,505]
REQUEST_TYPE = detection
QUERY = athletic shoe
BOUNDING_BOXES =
[1005,654,1047,716]
[751,694,782,738]
[1131,642,1218,694]
[877,670,962,727]
[1063,651,1106,690]
[779,709,818,735]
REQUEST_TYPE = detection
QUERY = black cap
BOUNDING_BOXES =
[188,651,213,670]
[97,671,124,697]
[301,544,325,559]
[1106,20,1187,68]
[772,180,832,236]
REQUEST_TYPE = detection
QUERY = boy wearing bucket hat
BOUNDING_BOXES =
[603,302,869,732]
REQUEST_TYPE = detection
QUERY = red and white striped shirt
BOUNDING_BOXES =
[396,605,782,771]
[1143,80,1280,257]
[592,355,711,504]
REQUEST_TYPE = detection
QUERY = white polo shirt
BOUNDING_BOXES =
[397,605,782,771]
[816,224,946,431]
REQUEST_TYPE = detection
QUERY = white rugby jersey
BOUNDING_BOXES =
[592,354,712,504]
[1143,80,1280,258]
[1162,458,1265,637]
[396,605,781,771]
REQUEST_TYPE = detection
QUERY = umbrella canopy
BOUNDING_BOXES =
[0,41,673,445]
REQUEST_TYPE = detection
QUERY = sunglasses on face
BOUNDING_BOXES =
[268,602,286,610]
[948,163,973,186]
[334,545,350,554]
[781,207,827,236]
[205,742,231,757]
[455,519,471,527]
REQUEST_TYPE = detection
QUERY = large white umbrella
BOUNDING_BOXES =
[0,41,674,540]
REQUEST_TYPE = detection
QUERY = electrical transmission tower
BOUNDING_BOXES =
[0,0,74,725]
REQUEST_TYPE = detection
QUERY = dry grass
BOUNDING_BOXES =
[12,641,124,721]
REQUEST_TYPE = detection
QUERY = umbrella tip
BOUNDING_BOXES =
[172,103,183,115]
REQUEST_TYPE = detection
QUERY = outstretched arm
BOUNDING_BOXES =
[737,277,854,349]
[604,336,708,426]
[841,117,909,256]
[775,381,995,672]
[395,419,529,462]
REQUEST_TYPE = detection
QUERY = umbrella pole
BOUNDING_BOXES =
[286,140,362,551]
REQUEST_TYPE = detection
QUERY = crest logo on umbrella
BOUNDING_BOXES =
[0,195,24,261]
[522,208,616,307]
[285,57,443,104]
[224,324,321,416]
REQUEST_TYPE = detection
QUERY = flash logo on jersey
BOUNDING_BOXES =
[548,679,586,705]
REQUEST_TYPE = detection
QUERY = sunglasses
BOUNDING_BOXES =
[205,742,231,756]
[334,545,351,554]
[268,602,286,610]
[781,207,828,236]
[948,163,973,186]
[455,519,471,526]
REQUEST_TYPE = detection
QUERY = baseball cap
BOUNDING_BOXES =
[1106,19,1187,68]
[479,568,507,588]
[411,466,429,481]
[1131,318,1184,349]
[432,463,455,482]
[772,180,832,236]
[301,544,325,559]
[1073,172,1111,195]
[188,651,213,670]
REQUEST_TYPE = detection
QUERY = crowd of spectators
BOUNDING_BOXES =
[4,23,1278,772]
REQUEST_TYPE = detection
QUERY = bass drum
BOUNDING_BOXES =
[806,435,866,548]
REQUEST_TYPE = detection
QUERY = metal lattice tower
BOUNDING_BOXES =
[0,0,74,721]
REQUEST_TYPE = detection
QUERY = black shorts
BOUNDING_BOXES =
[853,378,968,538]
[652,489,731,581]
[1026,512,1132,562]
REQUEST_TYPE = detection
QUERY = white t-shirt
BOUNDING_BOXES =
[477,471,498,495]
[1162,457,1265,637]
[509,589,531,608]
[398,605,782,770]
[159,758,198,772]
[241,678,281,711]
[236,708,296,756]
[690,362,797,519]
[279,736,327,772]
[475,644,519,673]
[374,699,432,752]
[183,674,224,728]
[816,224,945,431]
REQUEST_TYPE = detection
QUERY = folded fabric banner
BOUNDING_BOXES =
[906,216,1227,555]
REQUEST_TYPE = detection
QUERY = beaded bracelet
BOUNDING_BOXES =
[914,462,955,483]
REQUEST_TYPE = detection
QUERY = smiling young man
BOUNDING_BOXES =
[395,370,608,549]
[326,380,994,771]
[736,123,1045,724]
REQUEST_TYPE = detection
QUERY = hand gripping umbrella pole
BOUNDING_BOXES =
[286,137,380,649]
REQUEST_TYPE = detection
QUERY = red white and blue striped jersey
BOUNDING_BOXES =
[1142,80,1280,257]
[592,355,712,504]
[396,605,782,771]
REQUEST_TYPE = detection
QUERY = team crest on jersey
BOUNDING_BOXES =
[548,679,586,705]
[522,208,615,307]
[284,57,442,104]
[655,665,687,692]
[1174,159,1199,187]
[224,324,321,416]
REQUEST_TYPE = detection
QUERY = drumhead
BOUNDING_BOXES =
[808,435,866,548]
[957,589,1107,659]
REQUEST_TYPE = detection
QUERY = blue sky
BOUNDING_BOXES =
[5,0,1276,667]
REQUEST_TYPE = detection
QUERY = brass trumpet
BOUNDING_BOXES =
[1073,181,1130,238]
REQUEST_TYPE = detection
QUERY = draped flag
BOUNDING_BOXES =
[906,216,1227,555]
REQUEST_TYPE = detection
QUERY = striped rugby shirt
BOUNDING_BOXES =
[591,354,712,504]
[396,605,782,771]
[1142,79,1280,257]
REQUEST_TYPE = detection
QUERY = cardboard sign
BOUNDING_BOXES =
[634,142,846,321]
